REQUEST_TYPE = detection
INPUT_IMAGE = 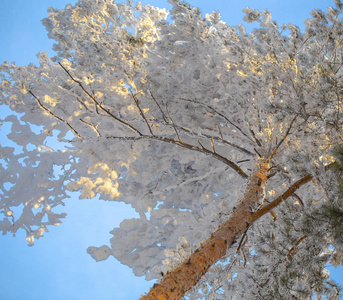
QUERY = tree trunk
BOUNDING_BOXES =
[141,158,269,300]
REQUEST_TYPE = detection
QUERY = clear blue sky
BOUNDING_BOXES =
[0,1,341,300]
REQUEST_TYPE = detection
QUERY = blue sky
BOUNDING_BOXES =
[0,1,341,300]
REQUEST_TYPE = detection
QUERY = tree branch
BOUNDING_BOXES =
[170,125,255,156]
[269,210,277,221]
[287,235,307,257]
[268,117,297,163]
[131,91,154,135]
[250,128,262,147]
[58,62,143,136]
[166,103,181,142]
[29,91,82,138]
[291,193,304,207]
[198,140,206,150]
[210,137,216,153]
[105,135,249,179]
[179,97,255,144]
[148,90,168,123]
[80,118,102,137]
[145,113,254,156]
[252,174,313,222]
[140,158,269,299]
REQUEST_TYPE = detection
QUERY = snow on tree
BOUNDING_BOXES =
[1,0,343,298]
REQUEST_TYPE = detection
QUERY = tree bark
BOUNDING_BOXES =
[251,174,313,223]
[141,158,269,300]
[141,161,314,300]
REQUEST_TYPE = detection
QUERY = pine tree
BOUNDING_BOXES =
[1,0,343,298]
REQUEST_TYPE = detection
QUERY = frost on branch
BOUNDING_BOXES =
[1,0,343,298]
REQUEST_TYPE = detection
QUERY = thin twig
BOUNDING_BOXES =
[198,140,206,150]
[80,118,102,137]
[166,103,181,142]
[269,210,277,221]
[254,148,262,157]
[211,137,216,153]
[242,248,247,268]
[218,126,224,140]
[267,172,277,179]
[291,193,304,207]
[29,91,82,138]
[58,62,143,136]
[131,91,154,135]
[76,96,92,112]
[268,117,297,163]
[236,226,250,253]
[179,97,254,143]
[236,225,250,268]
[178,126,254,156]
[149,90,168,123]
[250,128,262,147]
[287,235,307,257]
[237,159,250,164]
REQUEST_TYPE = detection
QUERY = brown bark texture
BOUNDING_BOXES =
[141,158,270,300]
[141,157,314,299]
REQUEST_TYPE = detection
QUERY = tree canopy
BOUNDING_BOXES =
[1,0,343,298]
